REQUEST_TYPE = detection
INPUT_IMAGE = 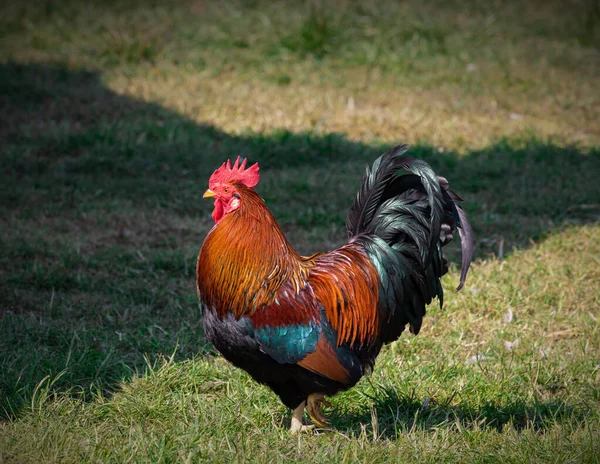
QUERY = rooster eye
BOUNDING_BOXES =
[224,187,229,193]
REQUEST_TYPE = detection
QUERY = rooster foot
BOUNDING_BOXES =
[290,401,315,434]
[306,393,332,428]
[290,422,315,434]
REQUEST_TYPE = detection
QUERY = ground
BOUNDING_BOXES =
[0,0,599,462]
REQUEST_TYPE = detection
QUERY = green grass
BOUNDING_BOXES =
[1,0,600,462]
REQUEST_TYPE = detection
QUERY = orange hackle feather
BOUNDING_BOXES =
[197,184,315,319]
[310,243,380,347]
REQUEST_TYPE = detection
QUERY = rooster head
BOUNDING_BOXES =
[204,156,260,223]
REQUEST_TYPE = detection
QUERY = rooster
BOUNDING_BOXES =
[196,145,474,433]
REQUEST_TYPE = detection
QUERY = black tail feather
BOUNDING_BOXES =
[347,144,474,339]
[455,205,474,291]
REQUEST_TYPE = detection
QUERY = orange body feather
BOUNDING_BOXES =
[197,184,380,349]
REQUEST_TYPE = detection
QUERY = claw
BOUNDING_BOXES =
[306,393,332,428]
[289,394,333,433]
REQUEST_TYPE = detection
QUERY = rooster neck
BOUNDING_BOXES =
[197,186,313,319]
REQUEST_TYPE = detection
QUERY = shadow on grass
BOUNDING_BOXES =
[1,62,599,421]
[325,385,590,438]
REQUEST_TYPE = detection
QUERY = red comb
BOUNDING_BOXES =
[209,156,260,189]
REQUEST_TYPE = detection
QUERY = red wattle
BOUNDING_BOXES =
[212,199,224,223]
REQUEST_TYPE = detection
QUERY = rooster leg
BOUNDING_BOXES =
[289,401,314,434]
[306,393,332,428]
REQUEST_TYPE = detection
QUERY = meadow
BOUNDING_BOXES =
[1,0,599,462]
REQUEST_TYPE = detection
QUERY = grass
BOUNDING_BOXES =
[1,0,599,462]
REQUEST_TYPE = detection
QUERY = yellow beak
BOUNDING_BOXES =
[203,189,215,198]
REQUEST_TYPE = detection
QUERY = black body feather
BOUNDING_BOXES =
[202,308,364,408]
